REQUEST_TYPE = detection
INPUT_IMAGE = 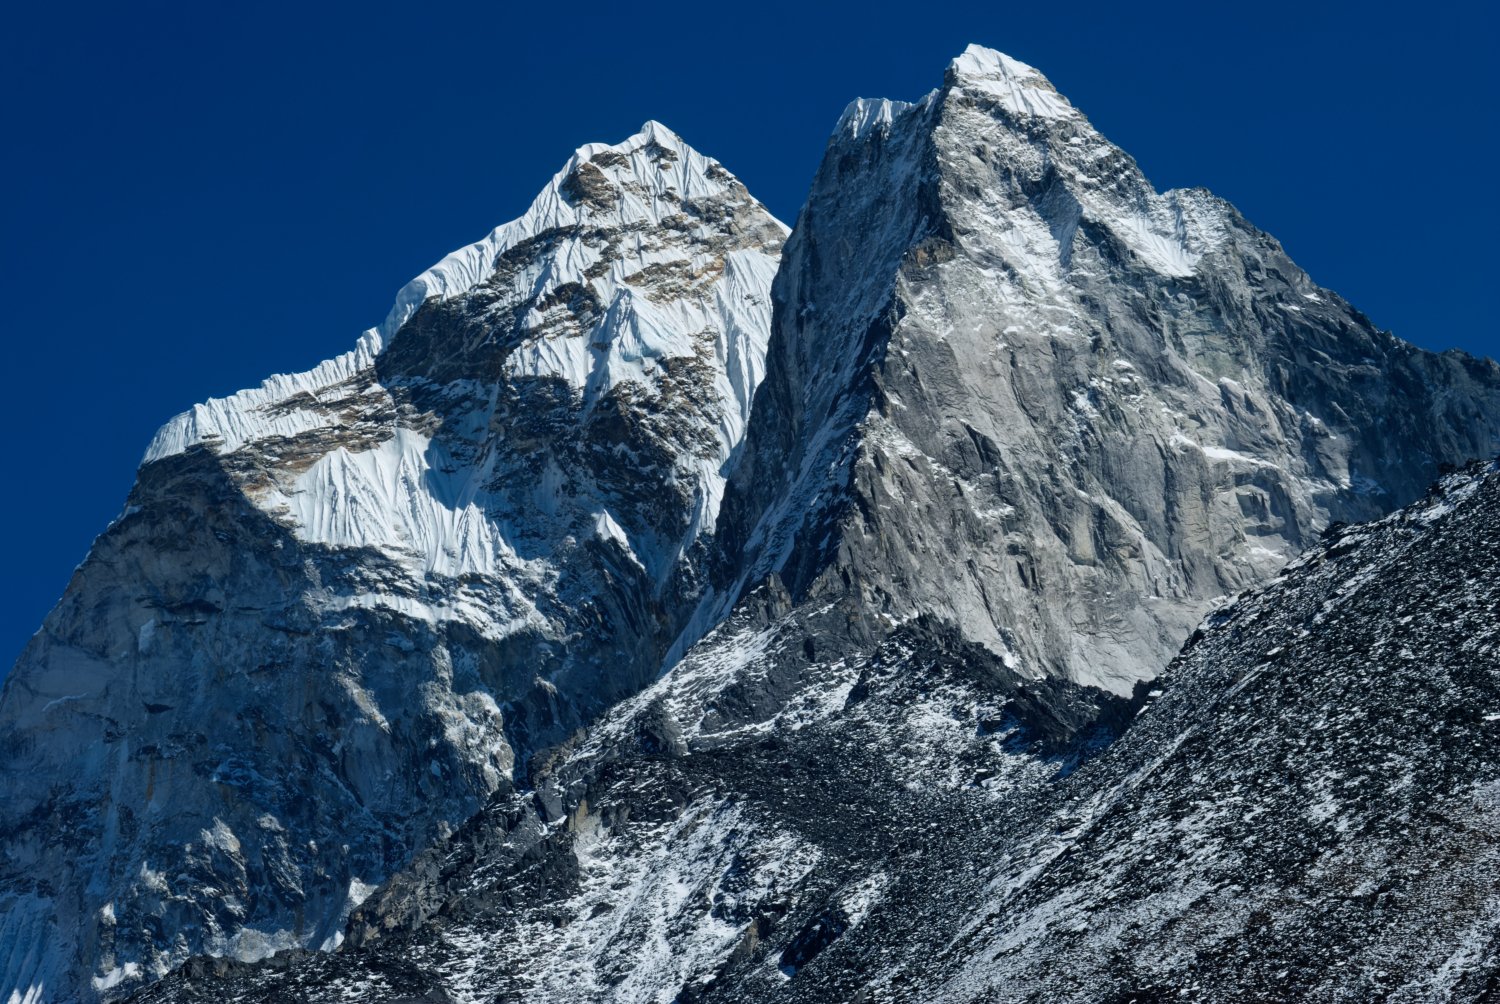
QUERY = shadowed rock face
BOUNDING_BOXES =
[0,448,522,993]
[0,123,784,1003]
[117,48,1500,1004]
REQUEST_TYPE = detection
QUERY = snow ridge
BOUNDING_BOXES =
[144,121,783,467]
[141,122,784,585]
[835,97,923,141]
[947,44,1078,122]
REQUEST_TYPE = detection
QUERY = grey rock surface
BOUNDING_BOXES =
[708,45,1500,697]
[933,459,1500,1002]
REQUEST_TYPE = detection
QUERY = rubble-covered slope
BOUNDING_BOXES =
[128,472,1500,1003]
[933,458,1500,1002]
[128,597,1141,1004]
[0,123,784,1003]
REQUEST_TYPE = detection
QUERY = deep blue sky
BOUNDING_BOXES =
[2,0,1495,663]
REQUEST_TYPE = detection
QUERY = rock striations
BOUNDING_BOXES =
[4,45,1500,1004]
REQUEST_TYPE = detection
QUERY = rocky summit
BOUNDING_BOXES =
[3,45,1499,1004]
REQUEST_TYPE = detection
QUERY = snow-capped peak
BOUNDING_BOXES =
[945,44,1078,121]
[834,97,923,141]
[143,122,784,466]
[376,119,755,343]
[6,121,788,1004]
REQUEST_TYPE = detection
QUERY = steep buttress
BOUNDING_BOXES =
[708,44,1500,695]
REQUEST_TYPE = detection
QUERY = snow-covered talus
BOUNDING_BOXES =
[127,604,1139,1004]
[932,458,1500,1002]
[0,122,783,1003]
[710,43,1500,695]
[130,477,1500,1001]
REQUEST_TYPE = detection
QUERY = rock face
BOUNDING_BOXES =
[114,46,1500,1004]
[127,607,1143,1004]
[7,44,1500,1004]
[0,122,784,1003]
[705,44,1500,696]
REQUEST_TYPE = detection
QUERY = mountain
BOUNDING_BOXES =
[6,44,1500,1004]
[0,122,785,1003]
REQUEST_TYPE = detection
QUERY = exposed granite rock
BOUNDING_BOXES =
[706,46,1500,698]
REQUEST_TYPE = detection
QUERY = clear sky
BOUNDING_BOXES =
[2,0,1495,665]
